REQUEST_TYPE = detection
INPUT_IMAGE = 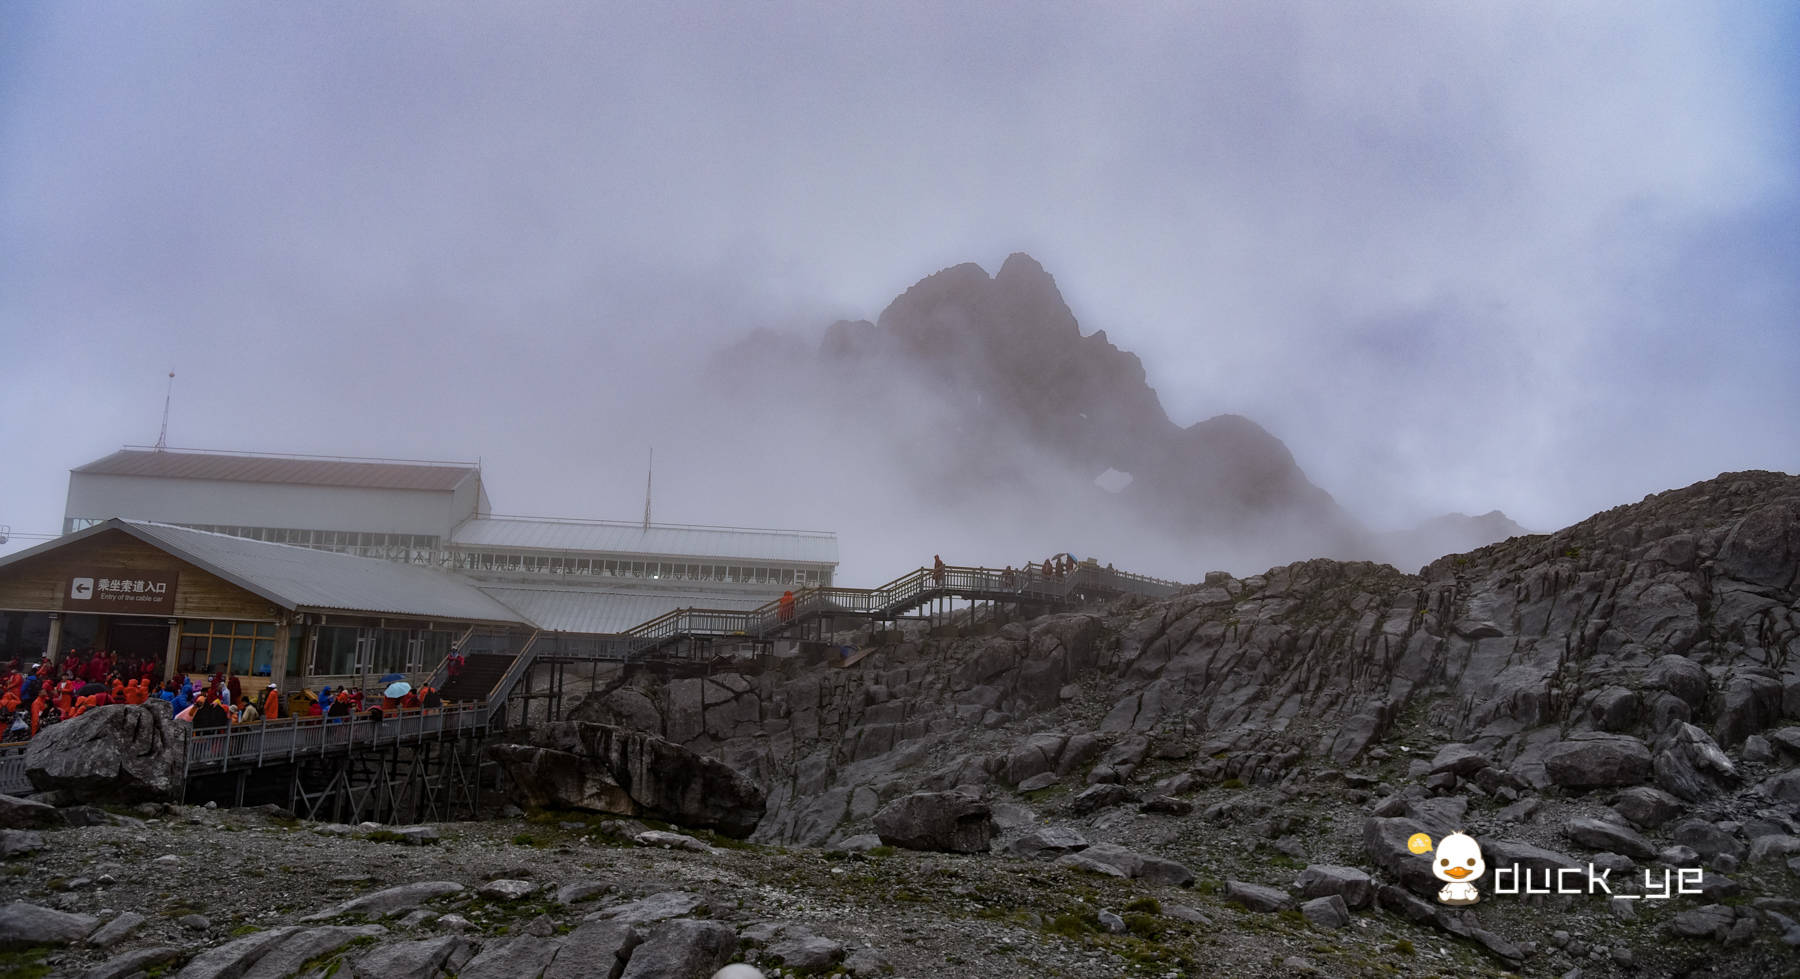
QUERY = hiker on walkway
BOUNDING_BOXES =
[779,590,795,622]
[932,555,946,585]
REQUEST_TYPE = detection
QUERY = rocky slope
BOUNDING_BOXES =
[563,469,1800,974]
[6,470,1795,979]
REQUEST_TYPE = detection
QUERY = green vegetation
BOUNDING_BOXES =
[1220,778,1245,790]
[0,947,50,979]
[1123,896,1161,914]
[867,845,897,858]
[1391,938,1416,955]
[511,832,545,847]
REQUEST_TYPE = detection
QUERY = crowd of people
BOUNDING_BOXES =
[0,650,449,745]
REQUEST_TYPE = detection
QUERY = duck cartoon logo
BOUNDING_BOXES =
[1432,832,1485,906]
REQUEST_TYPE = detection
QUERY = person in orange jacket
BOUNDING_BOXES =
[778,590,795,622]
[264,685,281,721]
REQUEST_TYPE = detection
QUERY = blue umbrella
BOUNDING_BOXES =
[378,673,406,684]
[384,681,412,698]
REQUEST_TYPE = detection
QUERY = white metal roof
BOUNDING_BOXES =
[74,448,479,492]
[451,515,838,566]
[478,585,767,635]
[116,521,527,623]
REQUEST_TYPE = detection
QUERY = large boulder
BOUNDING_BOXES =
[487,722,766,838]
[24,703,186,803]
[873,792,994,853]
[1654,723,1739,802]
[1716,673,1784,748]
[1543,733,1651,789]
[1563,817,1657,860]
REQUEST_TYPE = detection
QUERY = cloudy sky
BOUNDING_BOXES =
[3,2,1796,577]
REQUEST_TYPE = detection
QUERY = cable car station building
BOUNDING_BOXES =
[0,446,838,688]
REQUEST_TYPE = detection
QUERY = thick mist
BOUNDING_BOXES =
[2,4,1796,576]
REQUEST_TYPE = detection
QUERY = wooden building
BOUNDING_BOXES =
[0,519,528,695]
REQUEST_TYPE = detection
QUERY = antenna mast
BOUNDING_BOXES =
[642,446,653,530]
[154,371,175,451]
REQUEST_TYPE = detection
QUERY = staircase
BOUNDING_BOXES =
[436,653,516,704]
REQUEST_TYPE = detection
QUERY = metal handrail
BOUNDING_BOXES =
[180,704,490,778]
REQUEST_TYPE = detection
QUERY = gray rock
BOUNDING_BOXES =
[827,834,885,855]
[1646,654,1709,708]
[85,911,147,949]
[1717,673,1784,747]
[872,792,993,853]
[1067,783,1132,814]
[1669,904,1735,940]
[1226,880,1291,912]
[1429,744,1488,777]
[1692,871,1740,900]
[459,935,562,979]
[1671,820,1745,862]
[479,879,538,901]
[767,931,846,971]
[1376,883,1436,924]
[1767,768,1800,805]
[1613,786,1683,830]
[1544,734,1652,789]
[1015,772,1058,792]
[179,914,211,931]
[349,936,468,979]
[544,920,642,979]
[239,925,387,979]
[1743,735,1776,764]
[555,880,611,905]
[1137,853,1197,886]
[1165,903,1212,926]
[302,881,465,921]
[1097,910,1126,934]
[81,946,183,979]
[1006,826,1089,859]
[598,892,707,925]
[0,830,44,859]
[0,901,97,948]
[633,830,716,854]
[393,825,438,845]
[1564,817,1657,860]
[1588,686,1639,732]
[1655,723,1739,802]
[1362,816,1440,895]
[172,925,300,979]
[617,919,736,979]
[435,914,472,932]
[1300,894,1350,928]
[0,794,61,829]
[1055,842,1141,879]
[489,722,767,838]
[1139,795,1193,815]
[1748,834,1800,864]
[1293,865,1374,910]
[843,946,891,975]
[1660,844,1702,865]
[24,703,188,803]
[1496,798,1540,824]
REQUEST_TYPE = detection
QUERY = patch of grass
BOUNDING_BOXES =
[228,924,261,937]
[1390,938,1415,955]
[1220,778,1245,790]
[1196,878,1222,896]
[362,830,407,844]
[1045,912,1098,938]
[510,833,545,848]
[1276,909,1306,927]
[1122,912,1162,938]
[1123,896,1161,915]
[867,845,897,858]
[0,947,49,979]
